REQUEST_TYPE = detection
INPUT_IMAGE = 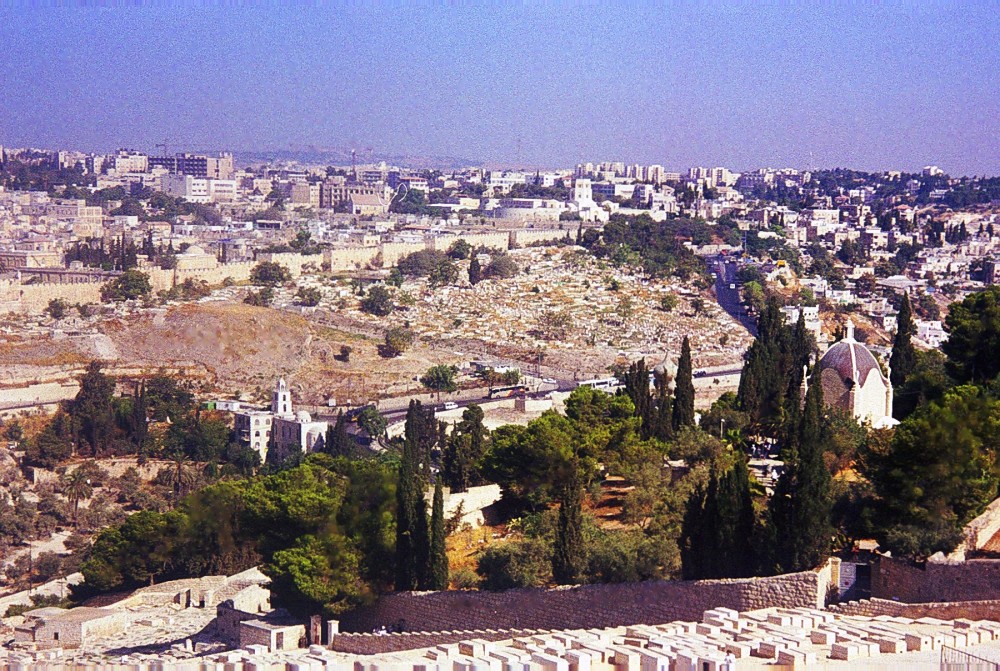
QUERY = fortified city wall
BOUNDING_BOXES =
[0,228,578,315]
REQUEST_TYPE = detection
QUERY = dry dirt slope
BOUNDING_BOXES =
[102,302,461,406]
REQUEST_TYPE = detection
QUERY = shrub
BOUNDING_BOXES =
[476,537,551,590]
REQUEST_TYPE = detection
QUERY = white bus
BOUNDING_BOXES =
[576,377,620,391]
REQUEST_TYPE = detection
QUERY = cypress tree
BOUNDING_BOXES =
[680,479,711,579]
[394,433,419,590]
[672,336,695,431]
[413,489,431,589]
[552,459,585,584]
[131,380,148,449]
[468,257,482,285]
[652,370,674,441]
[681,454,756,579]
[623,359,653,437]
[769,379,832,573]
[325,410,352,457]
[429,479,449,590]
[889,293,917,388]
[396,401,431,590]
[712,454,756,577]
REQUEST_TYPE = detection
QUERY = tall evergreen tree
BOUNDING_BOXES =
[889,293,917,388]
[442,404,487,492]
[325,410,352,457]
[428,479,449,590]
[681,454,756,579]
[468,256,482,285]
[652,370,674,441]
[672,336,695,431]
[395,401,431,590]
[769,378,832,573]
[623,359,653,438]
[131,380,148,449]
[552,459,585,584]
[72,361,115,457]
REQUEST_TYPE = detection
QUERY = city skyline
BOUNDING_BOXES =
[1,5,999,175]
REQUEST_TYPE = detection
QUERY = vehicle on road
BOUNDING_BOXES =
[489,384,529,398]
[442,401,458,410]
[542,377,557,384]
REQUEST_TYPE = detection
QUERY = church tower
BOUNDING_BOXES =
[272,378,292,416]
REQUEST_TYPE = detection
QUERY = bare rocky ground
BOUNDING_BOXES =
[0,249,752,411]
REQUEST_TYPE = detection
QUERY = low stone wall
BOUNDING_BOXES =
[873,555,1000,603]
[829,597,1000,621]
[339,560,837,634]
[330,628,553,655]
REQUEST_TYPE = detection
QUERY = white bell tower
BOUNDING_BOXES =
[272,378,292,416]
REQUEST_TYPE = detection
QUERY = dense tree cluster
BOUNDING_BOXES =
[77,455,394,616]
[582,214,714,280]
[736,299,814,433]
[23,362,258,474]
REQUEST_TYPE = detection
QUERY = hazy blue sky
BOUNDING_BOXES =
[2,5,998,174]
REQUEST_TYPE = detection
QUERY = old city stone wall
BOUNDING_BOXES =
[829,597,1000,621]
[339,561,837,634]
[873,555,1000,603]
[0,230,574,314]
[0,278,104,315]
[327,246,382,272]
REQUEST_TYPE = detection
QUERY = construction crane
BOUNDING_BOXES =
[154,139,179,158]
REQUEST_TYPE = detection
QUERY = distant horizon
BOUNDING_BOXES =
[5,140,992,179]
[3,5,998,176]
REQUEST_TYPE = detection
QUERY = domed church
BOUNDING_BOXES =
[810,319,897,429]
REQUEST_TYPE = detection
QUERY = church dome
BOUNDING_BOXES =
[183,245,207,256]
[818,339,882,389]
[296,410,312,423]
[815,319,889,418]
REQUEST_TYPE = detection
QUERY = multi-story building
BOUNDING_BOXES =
[161,174,237,203]
[104,149,149,174]
[320,178,385,209]
[149,153,234,180]
[234,379,329,463]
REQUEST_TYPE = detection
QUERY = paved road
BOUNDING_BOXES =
[708,255,758,337]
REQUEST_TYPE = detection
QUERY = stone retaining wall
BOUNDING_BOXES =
[873,555,1000,603]
[339,560,837,634]
[330,628,550,655]
[829,597,1000,621]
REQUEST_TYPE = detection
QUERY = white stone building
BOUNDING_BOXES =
[233,379,328,463]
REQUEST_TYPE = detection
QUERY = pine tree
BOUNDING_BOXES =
[429,479,449,590]
[552,459,585,585]
[889,293,917,388]
[769,379,832,573]
[468,257,482,285]
[672,336,695,431]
